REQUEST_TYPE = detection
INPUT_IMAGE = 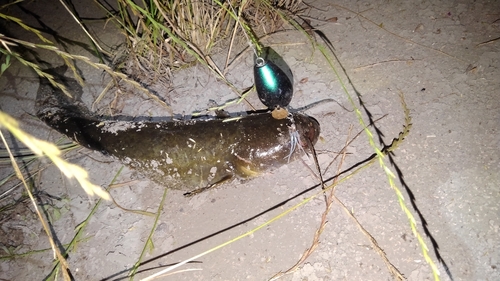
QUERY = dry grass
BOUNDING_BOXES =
[102,0,302,84]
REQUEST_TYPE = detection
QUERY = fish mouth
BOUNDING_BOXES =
[293,114,320,149]
[307,116,321,145]
[303,116,321,148]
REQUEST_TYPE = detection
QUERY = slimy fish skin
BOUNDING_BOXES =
[36,66,320,193]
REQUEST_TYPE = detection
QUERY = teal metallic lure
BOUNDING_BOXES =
[254,57,293,109]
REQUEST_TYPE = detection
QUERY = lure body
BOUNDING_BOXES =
[36,66,320,193]
[254,58,293,109]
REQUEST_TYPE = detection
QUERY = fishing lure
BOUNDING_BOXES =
[35,66,320,194]
[226,3,294,110]
[254,56,293,109]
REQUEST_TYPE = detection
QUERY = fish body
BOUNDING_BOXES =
[36,66,320,192]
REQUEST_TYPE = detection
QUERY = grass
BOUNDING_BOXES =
[106,0,301,66]
[0,110,113,280]
[0,112,110,200]
[95,0,302,111]
[0,0,447,280]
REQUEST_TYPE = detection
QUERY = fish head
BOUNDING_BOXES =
[294,114,321,150]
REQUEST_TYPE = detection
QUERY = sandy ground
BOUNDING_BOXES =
[0,0,499,280]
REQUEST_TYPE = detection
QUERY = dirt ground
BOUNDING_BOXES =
[0,0,499,280]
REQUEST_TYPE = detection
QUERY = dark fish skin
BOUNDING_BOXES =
[35,66,320,192]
